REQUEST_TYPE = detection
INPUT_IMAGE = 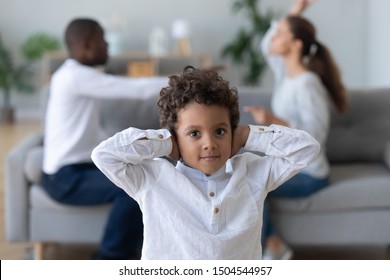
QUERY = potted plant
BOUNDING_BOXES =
[0,33,59,123]
[221,0,275,86]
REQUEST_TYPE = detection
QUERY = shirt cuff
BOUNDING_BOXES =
[244,125,275,153]
[145,129,173,156]
[126,127,173,156]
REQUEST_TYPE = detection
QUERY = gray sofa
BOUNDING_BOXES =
[5,87,390,259]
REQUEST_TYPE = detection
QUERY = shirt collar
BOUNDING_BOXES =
[176,160,233,181]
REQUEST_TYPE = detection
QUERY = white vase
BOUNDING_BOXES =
[105,31,124,55]
[149,27,168,56]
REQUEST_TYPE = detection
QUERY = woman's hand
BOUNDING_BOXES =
[243,106,274,125]
[231,125,250,157]
[289,0,316,16]
[168,134,181,161]
[243,106,290,127]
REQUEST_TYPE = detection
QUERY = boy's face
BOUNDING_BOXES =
[175,102,232,176]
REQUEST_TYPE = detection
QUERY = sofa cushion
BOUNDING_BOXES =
[238,89,272,125]
[30,184,64,208]
[100,95,160,136]
[29,184,110,210]
[271,163,390,213]
[24,146,43,184]
[327,89,390,163]
[29,185,110,243]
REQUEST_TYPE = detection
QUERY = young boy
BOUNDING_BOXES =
[91,66,320,259]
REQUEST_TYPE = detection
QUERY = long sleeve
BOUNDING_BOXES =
[91,127,173,195]
[51,59,168,100]
[76,72,169,100]
[293,76,330,145]
[244,124,320,191]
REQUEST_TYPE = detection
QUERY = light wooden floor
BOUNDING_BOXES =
[0,119,99,260]
[0,119,100,259]
[0,119,42,259]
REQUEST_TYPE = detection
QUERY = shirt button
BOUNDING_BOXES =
[158,134,164,139]
[258,127,265,132]
[209,192,215,197]
[213,207,219,214]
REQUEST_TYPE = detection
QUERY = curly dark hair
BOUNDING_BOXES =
[158,66,240,134]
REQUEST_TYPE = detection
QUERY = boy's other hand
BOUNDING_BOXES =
[231,125,250,157]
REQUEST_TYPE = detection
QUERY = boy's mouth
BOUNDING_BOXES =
[200,155,220,161]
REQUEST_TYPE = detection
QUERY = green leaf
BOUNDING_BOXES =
[232,1,244,13]
[0,36,35,107]
[222,29,252,63]
[13,63,34,92]
[220,0,277,86]
[21,33,60,61]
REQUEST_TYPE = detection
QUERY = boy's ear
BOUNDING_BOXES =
[169,129,177,138]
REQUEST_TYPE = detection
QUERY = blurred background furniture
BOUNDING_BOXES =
[41,51,211,82]
[4,87,390,259]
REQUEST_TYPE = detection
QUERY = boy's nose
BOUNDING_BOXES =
[203,135,217,150]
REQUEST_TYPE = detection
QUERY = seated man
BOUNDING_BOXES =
[42,18,168,259]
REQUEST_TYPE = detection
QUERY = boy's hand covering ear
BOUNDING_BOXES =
[230,125,250,158]
[169,134,181,161]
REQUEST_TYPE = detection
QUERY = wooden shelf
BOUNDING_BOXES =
[41,51,211,81]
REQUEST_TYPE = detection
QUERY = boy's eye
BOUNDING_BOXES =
[189,131,200,137]
[216,128,226,136]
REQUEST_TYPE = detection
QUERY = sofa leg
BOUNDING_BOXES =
[34,243,47,260]
[386,245,390,259]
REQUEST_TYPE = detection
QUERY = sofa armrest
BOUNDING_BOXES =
[385,142,390,170]
[4,131,44,242]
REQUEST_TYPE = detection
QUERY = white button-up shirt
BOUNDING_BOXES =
[43,59,168,174]
[92,124,320,259]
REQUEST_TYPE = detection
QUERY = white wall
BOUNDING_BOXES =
[367,0,390,87]
[258,0,368,89]
[303,0,368,88]
[0,0,378,115]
